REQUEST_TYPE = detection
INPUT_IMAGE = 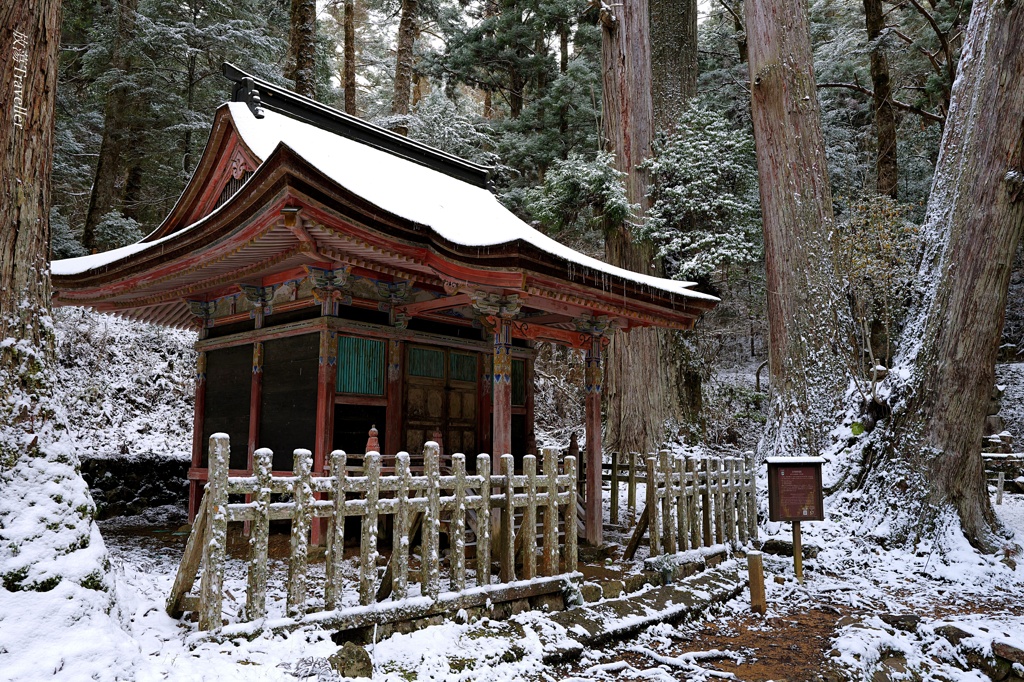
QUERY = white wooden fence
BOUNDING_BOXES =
[625,451,757,559]
[167,434,579,633]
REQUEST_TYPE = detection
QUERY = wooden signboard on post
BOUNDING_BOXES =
[766,457,825,583]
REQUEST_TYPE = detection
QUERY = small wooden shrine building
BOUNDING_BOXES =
[51,65,718,546]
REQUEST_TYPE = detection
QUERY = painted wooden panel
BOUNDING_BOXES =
[336,336,385,396]
[512,358,526,407]
[408,347,445,378]
[259,334,319,471]
[202,344,252,470]
[450,352,477,383]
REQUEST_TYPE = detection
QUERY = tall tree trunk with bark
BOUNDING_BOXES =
[288,0,317,98]
[872,0,1024,549]
[343,0,357,115]
[600,0,677,454]
[648,0,697,131]
[392,0,418,135]
[745,0,856,459]
[864,0,899,198]
[649,0,703,435]
[2,0,119,619]
[81,0,139,252]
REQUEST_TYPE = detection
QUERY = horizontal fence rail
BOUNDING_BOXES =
[172,434,579,632]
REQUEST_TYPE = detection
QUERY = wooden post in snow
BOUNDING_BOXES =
[359,451,381,605]
[702,457,713,546]
[687,457,701,548]
[423,441,441,599]
[542,448,559,576]
[725,458,738,546]
[288,448,312,617]
[452,454,467,591]
[745,451,758,544]
[748,550,767,614]
[199,433,229,631]
[660,450,676,554]
[793,520,804,583]
[500,453,516,583]
[246,447,273,620]
[326,450,347,609]
[675,455,688,551]
[628,450,638,522]
[523,454,537,580]
[714,458,726,545]
[585,337,604,546]
[646,455,660,555]
[610,450,620,526]
[393,452,411,599]
[476,453,492,586]
[565,455,578,572]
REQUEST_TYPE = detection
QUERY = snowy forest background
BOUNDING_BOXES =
[47,0,1024,455]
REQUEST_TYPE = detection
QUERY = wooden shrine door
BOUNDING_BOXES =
[403,345,479,458]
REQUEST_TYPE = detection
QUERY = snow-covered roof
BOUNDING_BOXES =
[226,102,715,301]
[51,71,720,334]
[52,97,715,305]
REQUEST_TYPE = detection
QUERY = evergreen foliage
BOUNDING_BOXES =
[639,108,761,281]
[523,152,631,253]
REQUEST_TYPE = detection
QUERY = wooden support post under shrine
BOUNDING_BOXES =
[584,336,603,546]
[245,341,263,537]
[189,350,207,521]
[248,341,263,465]
[492,317,513,457]
[313,330,338,546]
[385,339,403,456]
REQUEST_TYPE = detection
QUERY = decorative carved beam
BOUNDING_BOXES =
[398,292,472,316]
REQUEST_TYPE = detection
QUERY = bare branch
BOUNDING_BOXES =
[716,0,744,27]
[904,0,956,86]
[817,82,945,124]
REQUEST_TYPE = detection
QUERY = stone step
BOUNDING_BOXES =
[537,559,747,663]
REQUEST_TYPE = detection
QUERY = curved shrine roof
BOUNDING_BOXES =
[51,69,718,341]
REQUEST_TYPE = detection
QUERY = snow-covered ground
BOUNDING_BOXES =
[2,489,1020,681]
[4,313,1023,681]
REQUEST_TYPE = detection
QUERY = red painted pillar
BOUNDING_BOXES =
[189,350,207,522]
[385,339,403,456]
[584,337,603,546]
[479,353,492,455]
[312,330,337,546]
[244,341,264,537]
[248,342,264,468]
[492,318,513,458]
[525,356,536,456]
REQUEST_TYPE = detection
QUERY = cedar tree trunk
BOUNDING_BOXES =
[648,0,697,131]
[878,0,1024,549]
[745,0,856,459]
[864,0,898,198]
[343,0,356,115]
[81,0,139,251]
[600,0,679,454]
[1,1,115,604]
[392,0,418,135]
[649,0,703,434]
[288,0,317,98]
